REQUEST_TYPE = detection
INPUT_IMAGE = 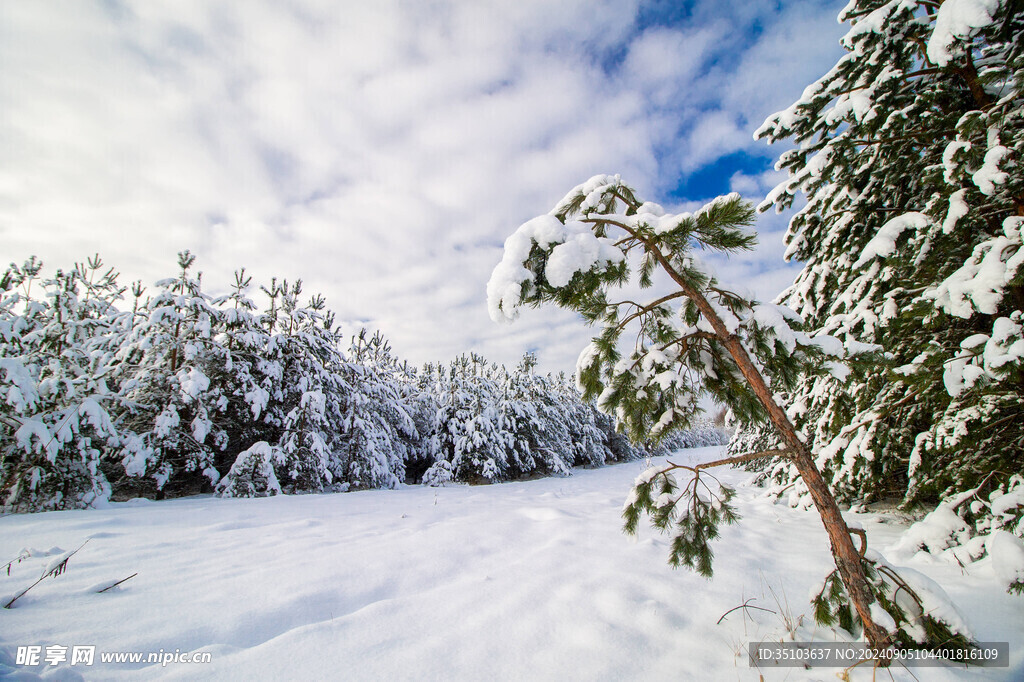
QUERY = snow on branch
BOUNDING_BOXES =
[488,177,879,443]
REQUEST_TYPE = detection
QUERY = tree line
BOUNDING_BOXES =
[0,252,723,512]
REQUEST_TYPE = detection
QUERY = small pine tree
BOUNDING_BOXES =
[432,354,511,483]
[258,281,343,493]
[216,441,283,498]
[488,175,894,648]
[339,330,416,489]
[502,354,574,477]
[0,257,123,511]
[113,252,225,498]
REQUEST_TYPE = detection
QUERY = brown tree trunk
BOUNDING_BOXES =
[705,301,892,650]
[640,239,893,650]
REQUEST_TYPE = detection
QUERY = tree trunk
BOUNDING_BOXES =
[599,211,894,650]
[642,239,893,649]
[708,302,893,650]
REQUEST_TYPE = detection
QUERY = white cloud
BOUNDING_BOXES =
[729,168,789,197]
[0,0,846,374]
[622,25,722,106]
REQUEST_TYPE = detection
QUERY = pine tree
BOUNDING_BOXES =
[113,251,226,498]
[206,269,277,476]
[498,354,572,477]
[0,257,123,511]
[339,329,417,489]
[488,175,895,648]
[258,281,344,493]
[550,371,614,467]
[431,354,511,483]
[749,0,1024,544]
[216,441,283,498]
[406,361,445,484]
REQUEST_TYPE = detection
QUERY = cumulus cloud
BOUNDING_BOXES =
[0,0,845,373]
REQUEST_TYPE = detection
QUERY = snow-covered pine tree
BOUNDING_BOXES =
[113,252,227,498]
[405,361,445,484]
[550,370,614,467]
[428,354,512,483]
[215,441,283,498]
[255,281,343,494]
[488,174,894,648]
[205,269,278,476]
[339,329,417,489]
[591,406,645,463]
[383,344,434,483]
[750,0,1024,544]
[502,354,574,477]
[659,417,728,451]
[0,257,123,511]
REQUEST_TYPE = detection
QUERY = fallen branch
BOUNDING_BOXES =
[3,539,89,609]
[97,573,138,593]
[717,598,777,624]
[3,549,31,577]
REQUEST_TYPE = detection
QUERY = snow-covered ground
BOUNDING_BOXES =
[1,446,1021,680]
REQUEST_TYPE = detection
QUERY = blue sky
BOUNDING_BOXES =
[0,0,848,373]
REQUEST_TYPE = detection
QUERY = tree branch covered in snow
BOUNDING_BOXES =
[488,176,872,443]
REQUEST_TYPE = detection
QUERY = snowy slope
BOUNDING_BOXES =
[1,447,1021,680]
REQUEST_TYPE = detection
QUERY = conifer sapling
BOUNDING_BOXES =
[487,174,894,649]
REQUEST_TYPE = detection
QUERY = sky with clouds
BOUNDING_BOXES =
[0,0,848,373]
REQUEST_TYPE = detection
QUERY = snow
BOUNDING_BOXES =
[853,212,930,268]
[551,174,621,217]
[869,601,898,634]
[983,316,1024,370]
[2,447,1022,680]
[843,0,915,49]
[989,482,1024,525]
[636,201,665,217]
[695,192,741,219]
[40,551,75,579]
[544,226,624,288]
[927,0,1003,66]
[486,214,567,323]
[487,211,625,322]
[929,217,1024,319]
[884,562,976,640]
[973,145,1010,196]
[216,442,283,498]
[14,420,54,459]
[943,189,970,234]
[988,530,1024,589]
[888,504,972,560]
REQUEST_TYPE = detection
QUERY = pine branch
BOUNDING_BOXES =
[611,292,688,333]
[693,449,791,471]
[0,415,24,431]
[849,527,868,557]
